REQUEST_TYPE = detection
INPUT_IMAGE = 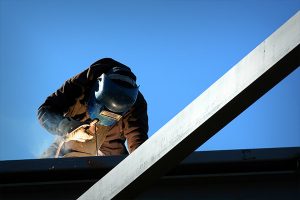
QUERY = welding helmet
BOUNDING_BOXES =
[88,67,139,126]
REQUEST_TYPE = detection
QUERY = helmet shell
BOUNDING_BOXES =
[88,73,139,126]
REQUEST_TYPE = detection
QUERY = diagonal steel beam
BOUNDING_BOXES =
[78,11,300,200]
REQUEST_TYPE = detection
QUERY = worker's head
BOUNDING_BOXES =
[88,66,139,126]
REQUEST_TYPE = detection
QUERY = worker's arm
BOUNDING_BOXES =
[123,92,149,153]
[37,76,87,136]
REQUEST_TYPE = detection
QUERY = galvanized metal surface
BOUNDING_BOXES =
[78,11,300,200]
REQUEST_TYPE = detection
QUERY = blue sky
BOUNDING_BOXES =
[0,0,299,160]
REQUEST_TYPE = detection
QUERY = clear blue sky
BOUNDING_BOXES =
[0,0,299,161]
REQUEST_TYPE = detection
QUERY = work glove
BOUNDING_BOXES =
[58,117,84,136]
[64,124,92,142]
[64,120,98,142]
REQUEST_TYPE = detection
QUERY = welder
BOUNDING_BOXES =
[37,58,148,158]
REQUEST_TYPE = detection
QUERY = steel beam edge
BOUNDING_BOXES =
[78,11,300,200]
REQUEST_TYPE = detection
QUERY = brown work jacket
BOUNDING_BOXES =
[38,58,148,156]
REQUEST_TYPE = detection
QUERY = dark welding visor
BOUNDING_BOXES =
[95,73,139,113]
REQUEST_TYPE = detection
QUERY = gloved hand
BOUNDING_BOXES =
[58,117,84,136]
[64,120,98,142]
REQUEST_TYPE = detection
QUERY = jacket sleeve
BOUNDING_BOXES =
[37,71,88,136]
[37,58,116,136]
[123,92,149,153]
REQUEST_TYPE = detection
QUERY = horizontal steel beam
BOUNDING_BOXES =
[1,148,299,200]
[79,11,300,200]
[1,147,298,186]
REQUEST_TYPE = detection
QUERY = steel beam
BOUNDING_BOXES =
[78,11,300,200]
[1,148,300,200]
